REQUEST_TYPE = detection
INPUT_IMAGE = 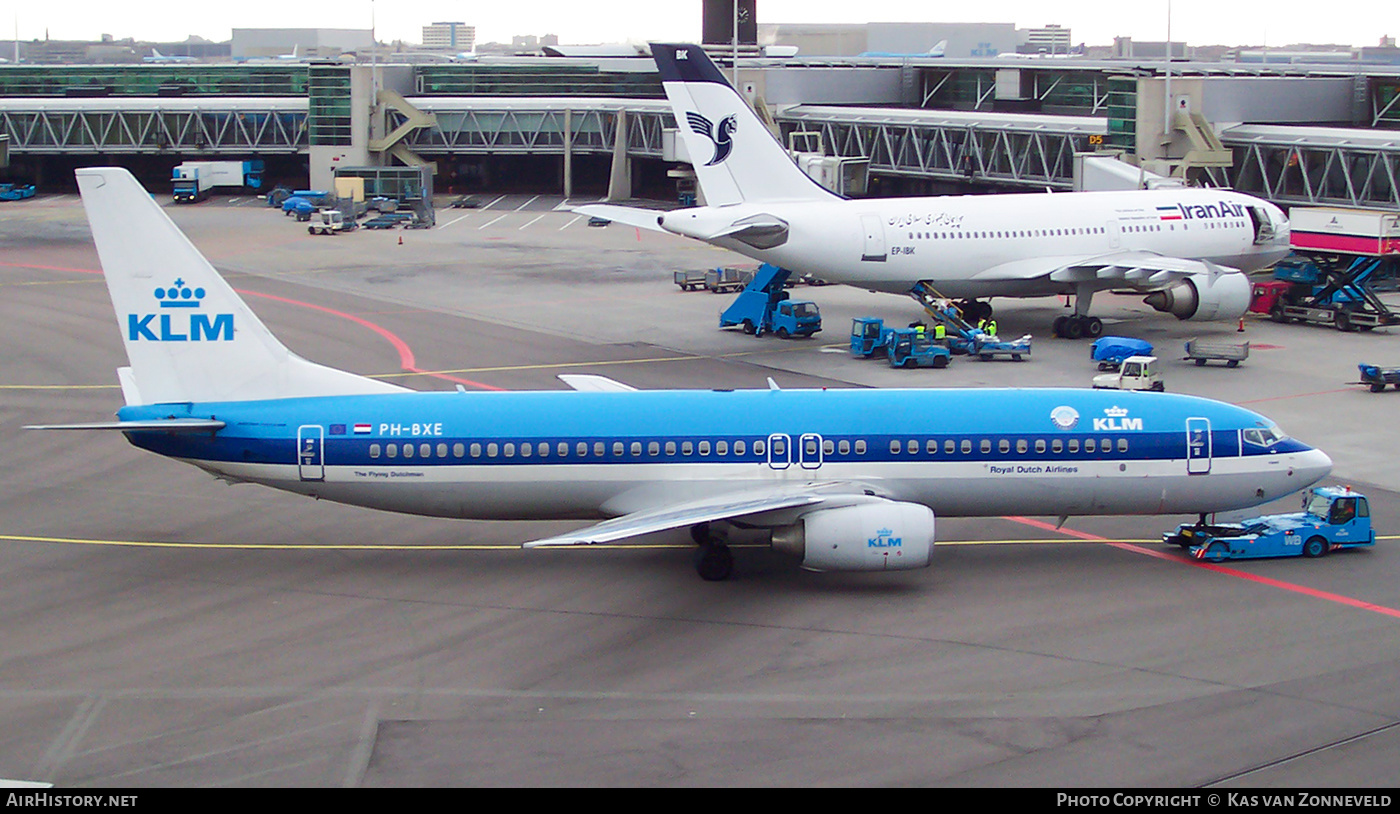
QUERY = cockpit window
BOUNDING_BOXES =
[1243,424,1288,447]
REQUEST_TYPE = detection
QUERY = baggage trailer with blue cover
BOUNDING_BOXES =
[1091,336,1154,370]
[1164,486,1375,562]
[1358,363,1400,392]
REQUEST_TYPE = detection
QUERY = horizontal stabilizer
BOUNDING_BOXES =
[25,418,226,432]
[557,374,638,392]
[571,204,667,232]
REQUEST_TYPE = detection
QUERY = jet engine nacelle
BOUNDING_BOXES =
[771,502,935,572]
[1143,271,1252,321]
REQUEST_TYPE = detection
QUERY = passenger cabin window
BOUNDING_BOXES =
[699,441,711,456]
[854,440,866,455]
[369,444,381,459]
[718,441,729,455]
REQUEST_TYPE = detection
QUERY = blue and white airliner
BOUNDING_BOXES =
[578,44,1292,339]
[30,168,1332,581]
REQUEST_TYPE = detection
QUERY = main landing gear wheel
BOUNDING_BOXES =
[695,543,734,581]
[691,523,734,581]
[960,299,993,326]
[1053,315,1103,339]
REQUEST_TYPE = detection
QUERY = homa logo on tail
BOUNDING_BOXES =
[128,279,233,341]
[686,111,737,165]
[868,528,903,549]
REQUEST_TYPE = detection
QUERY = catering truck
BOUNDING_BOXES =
[171,160,265,203]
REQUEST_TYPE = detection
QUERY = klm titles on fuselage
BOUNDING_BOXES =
[128,281,233,342]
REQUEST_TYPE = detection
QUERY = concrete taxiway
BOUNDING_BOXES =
[1,193,1397,786]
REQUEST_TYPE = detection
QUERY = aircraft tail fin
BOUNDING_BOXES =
[651,43,839,206]
[75,168,405,405]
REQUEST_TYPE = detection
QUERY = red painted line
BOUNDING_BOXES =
[240,291,504,391]
[1004,516,1400,619]
[3,260,504,391]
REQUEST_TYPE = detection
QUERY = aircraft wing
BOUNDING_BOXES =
[521,483,886,548]
[972,251,1239,289]
[571,203,667,232]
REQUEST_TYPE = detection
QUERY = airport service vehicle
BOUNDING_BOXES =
[282,191,331,215]
[1357,363,1400,392]
[704,266,750,294]
[674,270,708,291]
[1288,206,1400,257]
[579,44,1290,339]
[31,168,1334,582]
[1252,254,1396,332]
[1092,356,1164,391]
[719,264,822,338]
[172,160,264,203]
[1092,336,1154,370]
[362,213,414,229]
[1165,486,1374,562]
[850,317,896,357]
[0,183,36,201]
[886,328,951,369]
[1183,338,1249,367]
[967,333,1031,361]
[307,209,354,235]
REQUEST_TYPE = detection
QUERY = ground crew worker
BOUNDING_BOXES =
[984,318,998,337]
[934,323,946,340]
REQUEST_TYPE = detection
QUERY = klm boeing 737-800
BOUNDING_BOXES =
[578,44,1292,339]
[29,168,1331,581]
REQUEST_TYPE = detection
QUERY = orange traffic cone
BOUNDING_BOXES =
[398,235,403,246]
[1237,316,1245,332]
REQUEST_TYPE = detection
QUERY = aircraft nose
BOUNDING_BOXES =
[1292,447,1333,489]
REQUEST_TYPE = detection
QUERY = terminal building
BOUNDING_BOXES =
[1,13,1398,212]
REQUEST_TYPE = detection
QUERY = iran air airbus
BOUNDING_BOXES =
[31,168,1330,581]
[578,44,1292,339]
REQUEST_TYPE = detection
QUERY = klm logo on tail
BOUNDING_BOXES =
[686,111,737,166]
[128,279,233,342]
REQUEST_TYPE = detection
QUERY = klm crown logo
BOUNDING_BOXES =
[867,527,903,549]
[1093,405,1143,431]
[128,278,234,342]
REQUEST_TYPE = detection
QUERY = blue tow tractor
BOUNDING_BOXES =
[718,264,822,338]
[1164,486,1375,562]
[850,317,896,358]
[887,328,951,368]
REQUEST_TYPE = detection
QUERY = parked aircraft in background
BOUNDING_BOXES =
[30,168,1330,581]
[860,39,946,58]
[578,44,1291,339]
[143,49,195,64]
